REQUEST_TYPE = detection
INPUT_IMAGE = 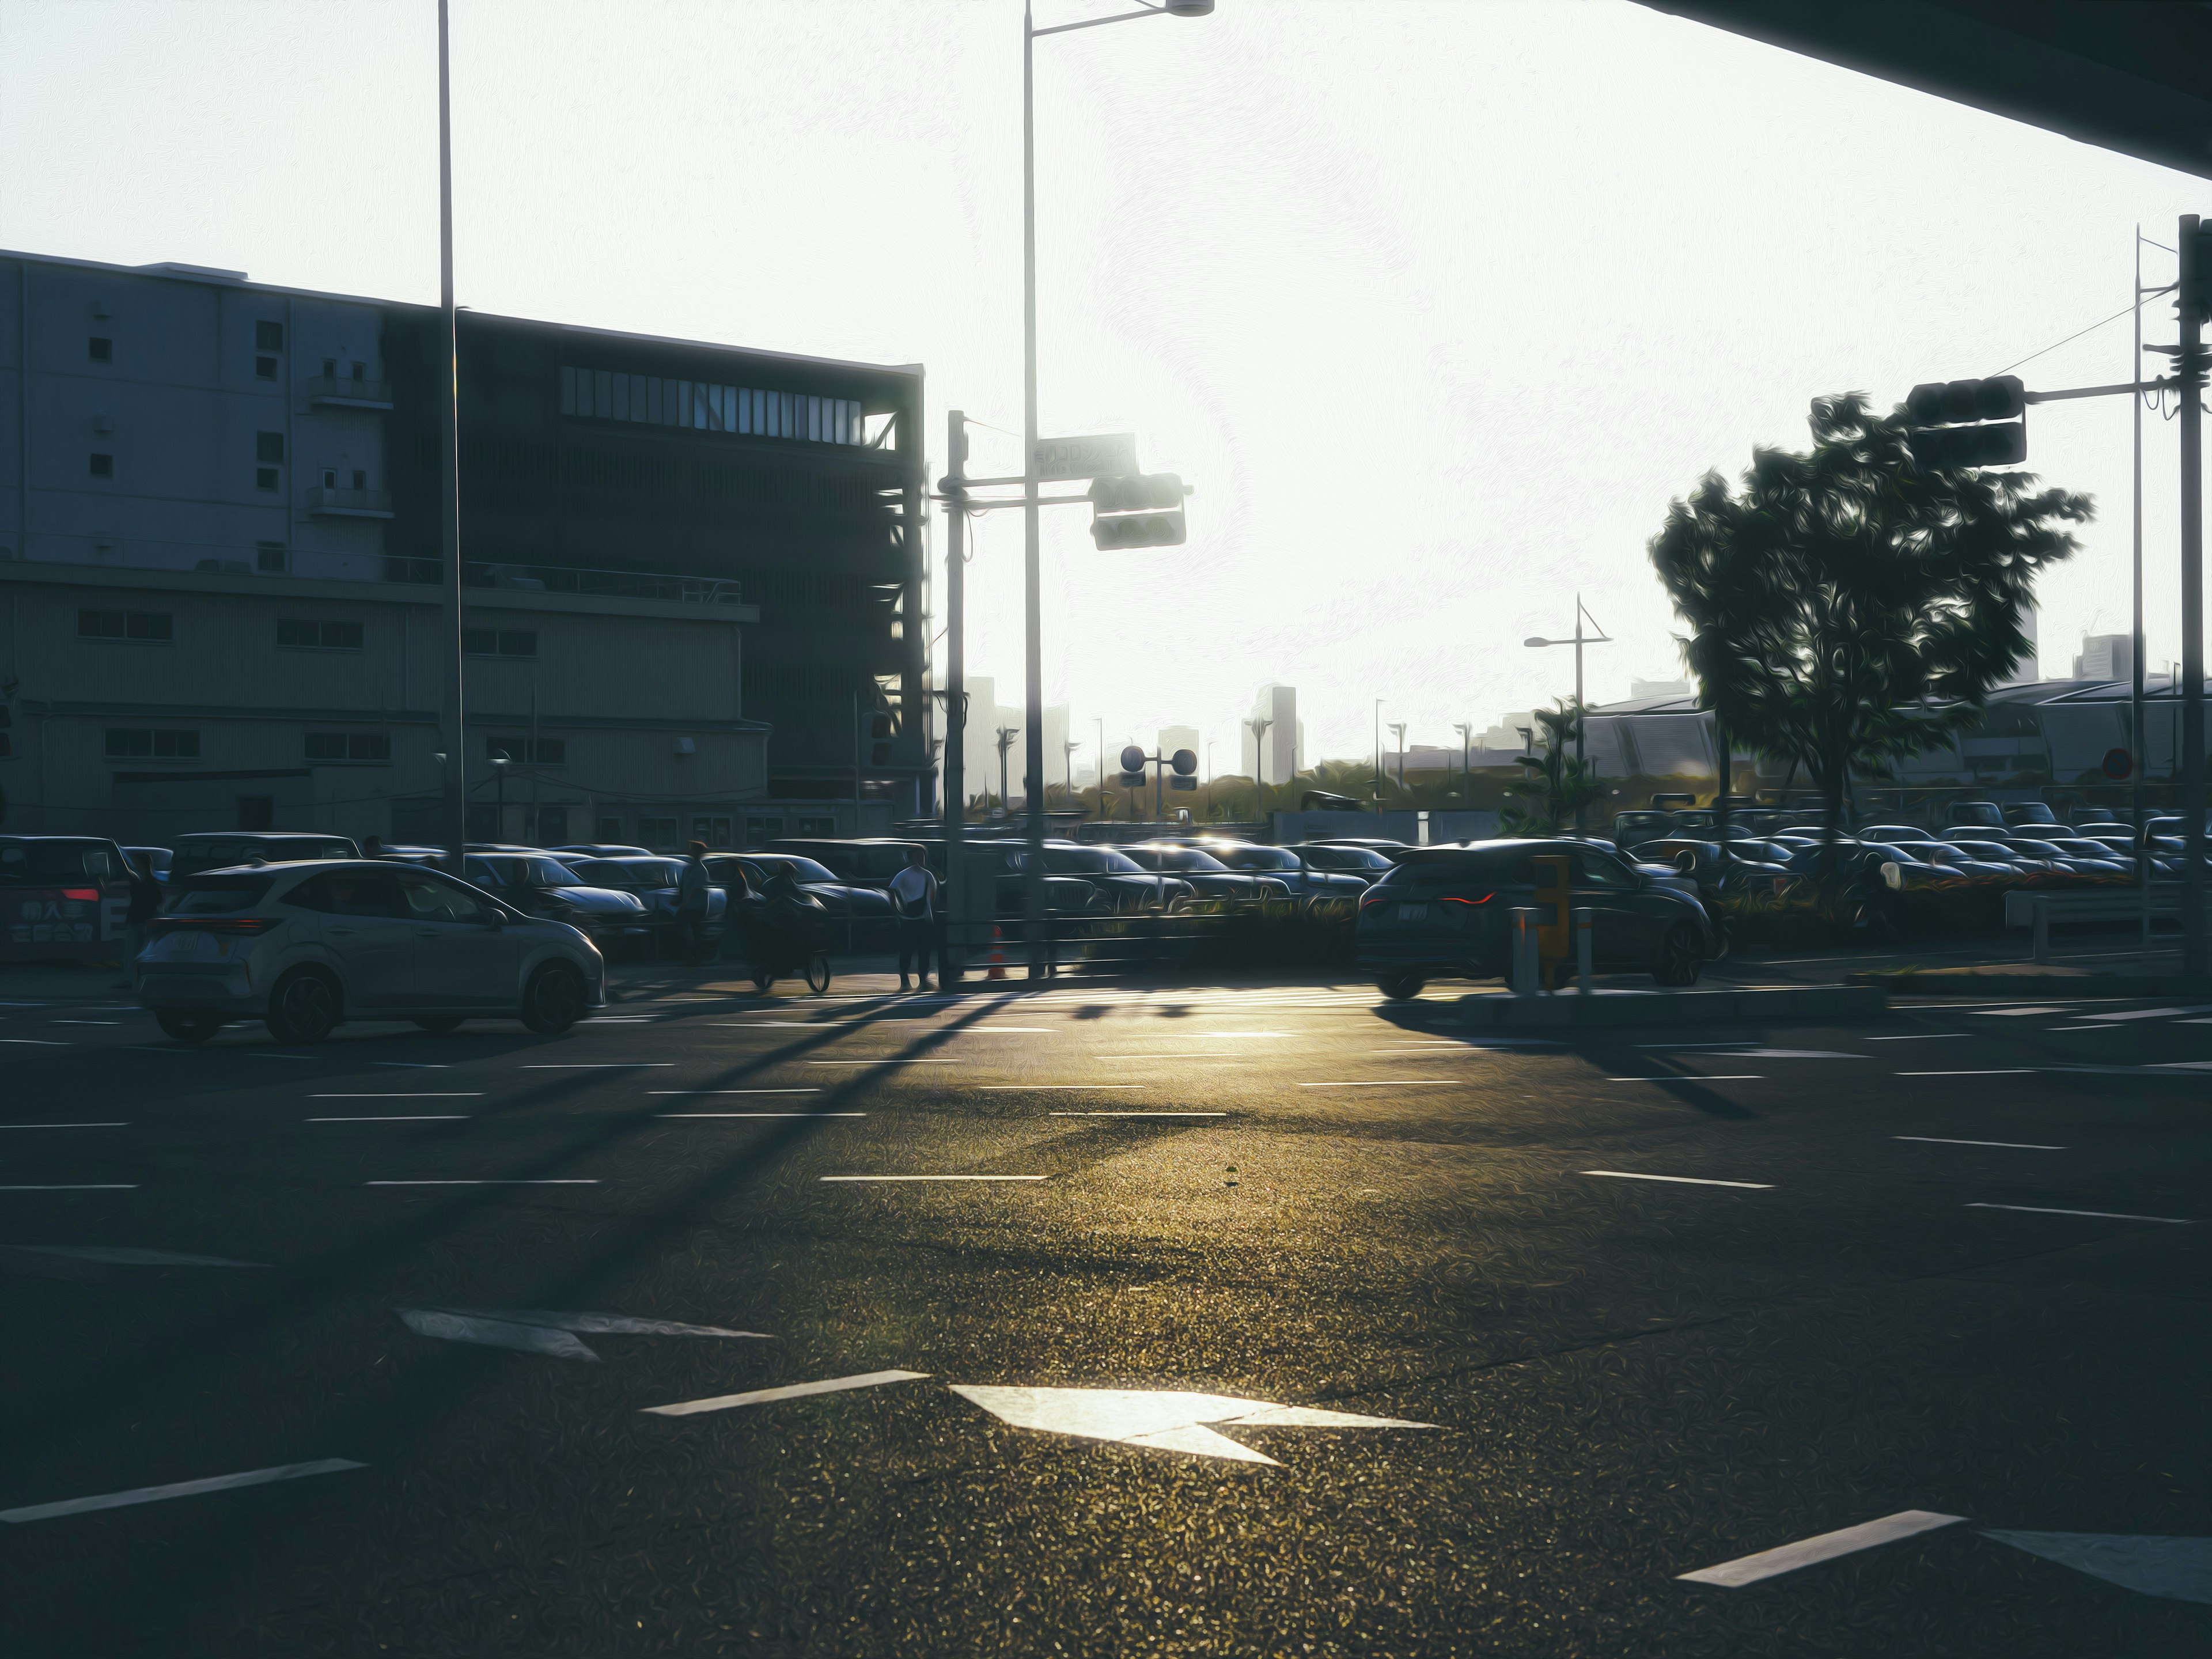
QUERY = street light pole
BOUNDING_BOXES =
[2179,213,2206,975]
[1388,722,1407,790]
[1372,699,1382,802]
[1245,715,1272,821]
[1524,597,1612,836]
[435,0,466,875]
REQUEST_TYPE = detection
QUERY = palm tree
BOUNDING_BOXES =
[1500,700,1604,835]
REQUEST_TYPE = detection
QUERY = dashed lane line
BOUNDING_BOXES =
[0,1459,366,1525]
[642,1370,929,1418]
[1050,1111,1227,1118]
[0,1039,69,1046]
[821,1175,1046,1183]
[1678,1510,1967,1587]
[520,1063,673,1069]
[1582,1171,1774,1190]
[1898,1069,2038,1077]
[0,1184,138,1191]
[1967,1202,2192,1224]
[1896,1135,2065,1150]
[1296,1080,1467,1088]
[649,1088,822,1096]
[309,1116,470,1123]
[2077,1004,2212,1021]
[1607,1075,1765,1082]
[311,1093,482,1099]
[1866,1033,1972,1041]
[366,1179,599,1187]
[658,1112,866,1119]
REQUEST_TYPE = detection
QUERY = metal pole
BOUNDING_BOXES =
[2135,227,2150,949]
[436,0,466,875]
[1373,699,1381,801]
[1095,717,1104,819]
[853,690,862,838]
[1572,596,1586,836]
[1020,3,1049,976]
[941,410,967,983]
[529,681,539,844]
[2179,213,2206,975]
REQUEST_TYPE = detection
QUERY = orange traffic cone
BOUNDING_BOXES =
[987,925,1007,981]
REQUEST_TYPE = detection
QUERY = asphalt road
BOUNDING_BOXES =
[3,976,2209,1656]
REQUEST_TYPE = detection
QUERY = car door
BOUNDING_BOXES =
[396,869,528,1009]
[1569,847,1662,967]
[292,870,415,1009]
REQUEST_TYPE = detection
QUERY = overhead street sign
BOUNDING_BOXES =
[1032,433,1138,482]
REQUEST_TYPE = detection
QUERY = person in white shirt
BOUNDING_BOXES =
[888,845,938,991]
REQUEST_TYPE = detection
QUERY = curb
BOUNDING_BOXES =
[1452,985,1885,1028]
[1850,971,2212,998]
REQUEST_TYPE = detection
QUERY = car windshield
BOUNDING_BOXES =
[1210,845,1297,870]
[0,838,120,885]
[1380,848,1539,889]
[1954,842,2018,859]
[571,859,682,888]
[752,855,839,884]
[1150,847,1229,872]
[166,874,276,914]
[1303,845,1389,870]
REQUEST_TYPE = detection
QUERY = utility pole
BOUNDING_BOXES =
[435,0,466,874]
[1245,715,1272,821]
[997,724,1020,819]
[852,690,862,838]
[2180,212,2206,974]
[1452,721,1472,802]
[941,410,968,983]
[1094,715,1104,819]
[2134,228,2150,948]
[1389,722,1407,789]
[1372,699,1382,802]
[1063,737,1081,805]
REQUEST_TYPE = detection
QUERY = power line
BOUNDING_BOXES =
[1994,299,2142,376]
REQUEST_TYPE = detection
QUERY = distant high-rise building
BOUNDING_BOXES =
[2073,632,2133,683]
[1246,685,1297,783]
[1629,677,1691,699]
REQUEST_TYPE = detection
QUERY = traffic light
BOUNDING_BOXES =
[1090,474,1187,550]
[1904,376,2026,469]
[868,713,893,767]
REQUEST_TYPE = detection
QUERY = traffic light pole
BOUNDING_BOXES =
[941,412,967,984]
[2179,214,2206,976]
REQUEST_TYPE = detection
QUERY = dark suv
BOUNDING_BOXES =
[1353,838,1721,998]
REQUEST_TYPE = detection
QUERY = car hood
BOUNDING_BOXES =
[551,885,650,914]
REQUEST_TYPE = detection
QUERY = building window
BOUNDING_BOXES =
[89,452,113,478]
[558,364,872,447]
[256,541,289,573]
[79,609,171,642]
[796,815,838,837]
[255,355,278,380]
[594,816,623,840]
[305,732,390,762]
[351,468,367,491]
[463,628,537,657]
[255,321,284,352]
[487,736,565,764]
[321,468,336,489]
[321,358,336,378]
[278,619,363,651]
[692,816,732,849]
[256,467,279,492]
[256,431,285,464]
[105,728,199,759]
[637,816,679,850]
[88,336,112,363]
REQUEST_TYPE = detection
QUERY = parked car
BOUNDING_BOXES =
[1118,842,1292,906]
[123,846,173,882]
[549,843,653,859]
[169,831,360,880]
[461,853,653,945]
[1942,800,2008,830]
[1291,842,1397,881]
[1301,836,1410,861]
[1034,842,1190,913]
[1994,836,2131,881]
[1354,838,1721,997]
[1859,824,1942,847]
[703,853,896,945]
[1194,840,1369,901]
[2003,802,2065,830]
[135,860,604,1043]
[1611,810,1675,851]
[764,838,931,892]
[0,836,136,959]
[557,857,728,950]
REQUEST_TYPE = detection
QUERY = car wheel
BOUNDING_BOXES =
[1377,972,1425,1001]
[413,1017,465,1033]
[520,961,588,1035]
[156,1011,223,1045]
[1652,922,1703,987]
[804,950,832,994]
[266,967,342,1044]
[751,965,776,994]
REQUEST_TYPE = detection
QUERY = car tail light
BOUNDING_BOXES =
[149,916,279,936]
[1359,889,1393,908]
[63,887,101,902]
[1438,893,1493,907]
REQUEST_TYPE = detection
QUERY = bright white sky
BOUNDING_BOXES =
[2,1,2204,770]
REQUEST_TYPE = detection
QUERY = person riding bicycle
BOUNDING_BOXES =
[748,866,828,984]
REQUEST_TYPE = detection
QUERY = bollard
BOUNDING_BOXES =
[1574,907,1593,994]
[2032,896,2050,965]
[1510,907,1538,996]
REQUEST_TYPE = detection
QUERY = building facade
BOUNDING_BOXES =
[0,249,929,846]
[1245,684,1297,783]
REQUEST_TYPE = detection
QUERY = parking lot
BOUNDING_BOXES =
[3,971,2208,1656]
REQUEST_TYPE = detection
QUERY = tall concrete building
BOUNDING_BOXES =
[1157,725,1199,766]
[0,248,927,846]
[1244,684,1297,784]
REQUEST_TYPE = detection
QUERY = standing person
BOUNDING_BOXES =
[361,835,387,859]
[676,840,711,963]
[121,850,163,990]
[889,844,937,992]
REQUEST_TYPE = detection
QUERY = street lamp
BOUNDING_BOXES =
[1524,594,1612,834]
[1018,0,1213,975]
[490,754,509,842]
[1451,721,1472,802]
[1372,698,1383,802]
[1388,722,1407,790]
[1244,714,1272,820]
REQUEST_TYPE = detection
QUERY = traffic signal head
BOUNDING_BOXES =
[1903,374,2028,469]
[1090,473,1187,551]
[1907,419,2026,469]
[1170,748,1198,776]
[1120,744,1147,774]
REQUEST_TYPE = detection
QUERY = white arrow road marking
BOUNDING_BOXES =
[1678,1510,1966,1586]
[643,1369,929,1416]
[1983,1531,2212,1604]
[395,1309,600,1360]
[1,1459,365,1524]
[948,1386,1436,1465]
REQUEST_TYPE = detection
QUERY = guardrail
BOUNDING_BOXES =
[2005,887,2212,962]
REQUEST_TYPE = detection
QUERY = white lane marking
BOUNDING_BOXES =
[49,1020,119,1025]
[1899,1069,2037,1077]
[650,1088,823,1095]
[366,1179,599,1186]
[821,1175,1046,1183]
[659,1111,867,1119]
[584,1016,653,1022]
[1581,1170,1773,1190]
[0,1038,69,1046]
[312,1093,482,1099]
[375,1062,450,1069]
[435,1307,771,1338]
[1652,1048,1865,1060]
[1868,1033,1971,1041]
[1296,1080,1464,1088]
[14,1245,265,1266]
[1896,1136,2065,1150]
[2079,1004,2212,1022]
[396,1308,599,1361]
[1982,1530,2212,1603]
[2047,1062,2212,1076]
[1967,1202,2192,1224]
[0,1459,366,1524]
[949,1385,1435,1466]
[521,1063,672,1069]
[643,1369,930,1416]
[1678,1510,1967,1587]
[1607,1075,1765,1082]
[1966,1005,2078,1016]
[978,1085,1147,1090]
[0,1184,137,1191]
[1050,1111,1227,1118]
[0,1122,126,1130]
[244,1052,316,1060]
[309,1115,469,1123]
[806,1059,957,1065]
[953,1027,1057,1034]
[2048,1025,2129,1033]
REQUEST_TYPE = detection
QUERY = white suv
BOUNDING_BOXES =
[137,859,604,1044]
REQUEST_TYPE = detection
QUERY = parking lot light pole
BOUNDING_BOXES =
[1020,0,1213,976]
[1524,596,1612,835]
[435,0,466,876]
[1245,715,1272,820]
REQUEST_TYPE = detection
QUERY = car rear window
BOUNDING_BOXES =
[168,874,277,914]
[0,839,122,886]
[1381,849,1538,890]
